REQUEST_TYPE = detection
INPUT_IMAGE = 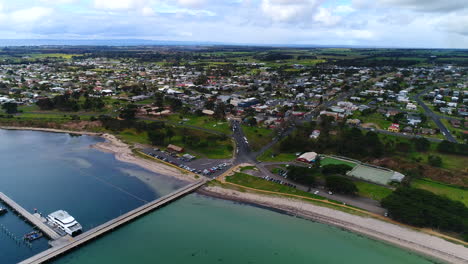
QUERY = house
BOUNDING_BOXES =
[388,123,400,133]
[450,119,461,128]
[309,130,321,139]
[407,115,422,126]
[346,119,361,126]
[296,152,318,163]
[420,128,436,135]
[202,109,215,116]
[167,144,184,153]
[406,103,417,110]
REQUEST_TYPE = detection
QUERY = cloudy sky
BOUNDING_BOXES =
[0,0,466,48]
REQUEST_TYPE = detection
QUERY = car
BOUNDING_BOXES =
[328,191,333,195]
[314,191,319,195]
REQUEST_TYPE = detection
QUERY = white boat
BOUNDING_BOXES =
[47,210,82,236]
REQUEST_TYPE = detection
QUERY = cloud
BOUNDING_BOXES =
[10,7,53,24]
[313,7,341,26]
[260,0,323,23]
[354,0,467,13]
[177,0,207,8]
[436,12,468,36]
[93,0,149,10]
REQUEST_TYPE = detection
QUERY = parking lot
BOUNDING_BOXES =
[141,148,232,178]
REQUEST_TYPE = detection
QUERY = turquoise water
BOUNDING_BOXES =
[54,194,435,264]
[0,130,436,264]
[0,130,186,264]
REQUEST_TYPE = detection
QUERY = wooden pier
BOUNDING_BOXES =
[19,179,207,264]
[0,193,61,240]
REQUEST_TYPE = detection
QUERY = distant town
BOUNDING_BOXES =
[0,46,467,263]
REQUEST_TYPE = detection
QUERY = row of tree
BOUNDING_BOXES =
[36,94,105,112]
[381,187,468,241]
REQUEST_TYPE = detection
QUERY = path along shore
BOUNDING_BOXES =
[200,185,468,264]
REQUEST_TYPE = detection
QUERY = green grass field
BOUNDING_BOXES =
[226,172,327,200]
[320,157,357,168]
[167,114,231,134]
[355,181,393,201]
[241,125,274,151]
[257,149,296,162]
[412,179,468,206]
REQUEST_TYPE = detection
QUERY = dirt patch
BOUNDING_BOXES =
[370,157,468,187]
[62,121,102,130]
[361,123,381,129]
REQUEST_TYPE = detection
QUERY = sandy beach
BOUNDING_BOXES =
[2,126,467,263]
[0,126,198,183]
[200,185,468,264]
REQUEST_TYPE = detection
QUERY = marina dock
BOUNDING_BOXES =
[19,179,207,264]
[0,192,61,240]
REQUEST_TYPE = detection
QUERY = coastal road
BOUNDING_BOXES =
[253,163,386,214]
[413,88,457,143]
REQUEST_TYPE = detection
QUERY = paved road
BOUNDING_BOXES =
[254,163,385,214]
[413,88,457,143]
[254,89,357,158]
[141,148,231,178]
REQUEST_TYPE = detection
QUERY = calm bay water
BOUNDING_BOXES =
[0,130,186,264]
[0,130,435,264]
[54,194,435,264]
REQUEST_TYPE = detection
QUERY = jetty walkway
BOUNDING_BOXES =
[0,192,61,240]
[19,179,206,264]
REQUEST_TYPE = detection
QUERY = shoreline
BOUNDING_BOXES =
[199,186,468,264]
[0,126,197,183]
[2,126,467,263]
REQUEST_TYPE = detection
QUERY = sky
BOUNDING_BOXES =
[0,0,466,48]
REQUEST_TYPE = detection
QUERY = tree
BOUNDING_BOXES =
[322,164,353,175]
[1,102,18,114]
[194,74,208,85]
[119,104,137,120]
[287,166,316,186]
[428,155,442,167]
[381,187,468,237]
[36,98,55,110]
[414,137,430,152]
[169,98,182,112]
[154,93,164,108]
[148,130,166,146]
[165,127,175,140]
[325,176,357,195]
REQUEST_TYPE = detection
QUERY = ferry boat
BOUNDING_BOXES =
[0,207,6,215]
[47,210,82,236]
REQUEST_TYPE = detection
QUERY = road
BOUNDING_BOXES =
[229,112,386,214]
[254,89,357,158]
[413,88,457,143]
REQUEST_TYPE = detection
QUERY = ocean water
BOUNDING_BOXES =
[0,130,436,264]
[54,194,435,264]
[0,130,187,264]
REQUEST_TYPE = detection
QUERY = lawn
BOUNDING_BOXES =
[27,53,81,59]
[167,114,231,134]
[226,172,327,200]
[320,157,358,168]
[351,111,391,129]
[116,126,233,159]
[412,179,468,206]
[240,166,257,172]
[355,181,393,201]
[257,149,297,162]
[241,125,274,151]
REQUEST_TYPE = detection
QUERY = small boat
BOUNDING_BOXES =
[24,231,43,241]
[0,207,7,215]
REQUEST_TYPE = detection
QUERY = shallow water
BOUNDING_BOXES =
[54,194,435,264]
[0,130,186,263]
